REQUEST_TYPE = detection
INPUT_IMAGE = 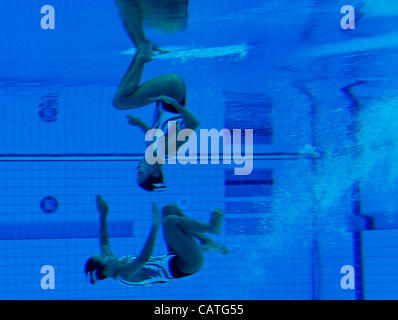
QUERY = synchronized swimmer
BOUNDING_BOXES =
[85,196,228,285]
[113,0,199,191]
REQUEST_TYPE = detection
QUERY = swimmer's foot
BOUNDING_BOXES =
[137,47,153,63]
[137,40,154,62]
[201,240,229,255]
[209,209,224,235]
[137,41,170,62]
[152,45,170,56]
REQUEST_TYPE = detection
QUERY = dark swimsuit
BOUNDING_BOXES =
[169,255,194,278]
[116,254,193,286]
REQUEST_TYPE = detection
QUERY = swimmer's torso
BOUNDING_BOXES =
[162,116,187,138]
[154,116,188,159]
[117,255,176,286]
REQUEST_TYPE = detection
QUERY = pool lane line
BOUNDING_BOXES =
[0,153,303,162]
[294,81,322,300]
[342,81,367,301]
[0,221,134,240]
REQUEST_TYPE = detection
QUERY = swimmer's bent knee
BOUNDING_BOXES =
[180,253,204,275]
[166,74,185,90]
[112,94,124,110]
[112,94,138,110]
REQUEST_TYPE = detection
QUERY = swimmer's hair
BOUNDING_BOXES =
[138,168,166,192]
[84,257,107,285]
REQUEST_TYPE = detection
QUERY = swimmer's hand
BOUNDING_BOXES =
[152,203,161,228]
[127,115,143,126]
[96,195,109,217]
[127,115,151,133]
[152,45,171,55]
[212,208,224,216]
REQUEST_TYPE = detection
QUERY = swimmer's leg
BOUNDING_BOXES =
[114,0,155,110]
[113,72,186,110]
[162,215,204,274]
[116,0,168,55]
[162,205,223,235]
[161,205,228,255]
[162,204,190,255]
[113,50,151,109]
[116,0,148,48]
[162,208,225,274]
[200,236,229,255]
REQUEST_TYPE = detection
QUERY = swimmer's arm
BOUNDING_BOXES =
[120,204,161,277]
[136,203,161,262]
[127,115,151,133]
[150,96,200,131]
[149,96,199,153]
[96,195,114,256]
[151,104,163,129]
[100,216,113,256]
[119,225,159,277]
[173,101,200,130]
[126,115,160,149]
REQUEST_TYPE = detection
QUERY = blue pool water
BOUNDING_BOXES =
[1,0,398,300]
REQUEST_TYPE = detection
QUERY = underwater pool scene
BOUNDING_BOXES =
[1,0,398,300]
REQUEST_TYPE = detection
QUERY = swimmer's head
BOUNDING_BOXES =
[84,255,118,284]
[137,159,166,192]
